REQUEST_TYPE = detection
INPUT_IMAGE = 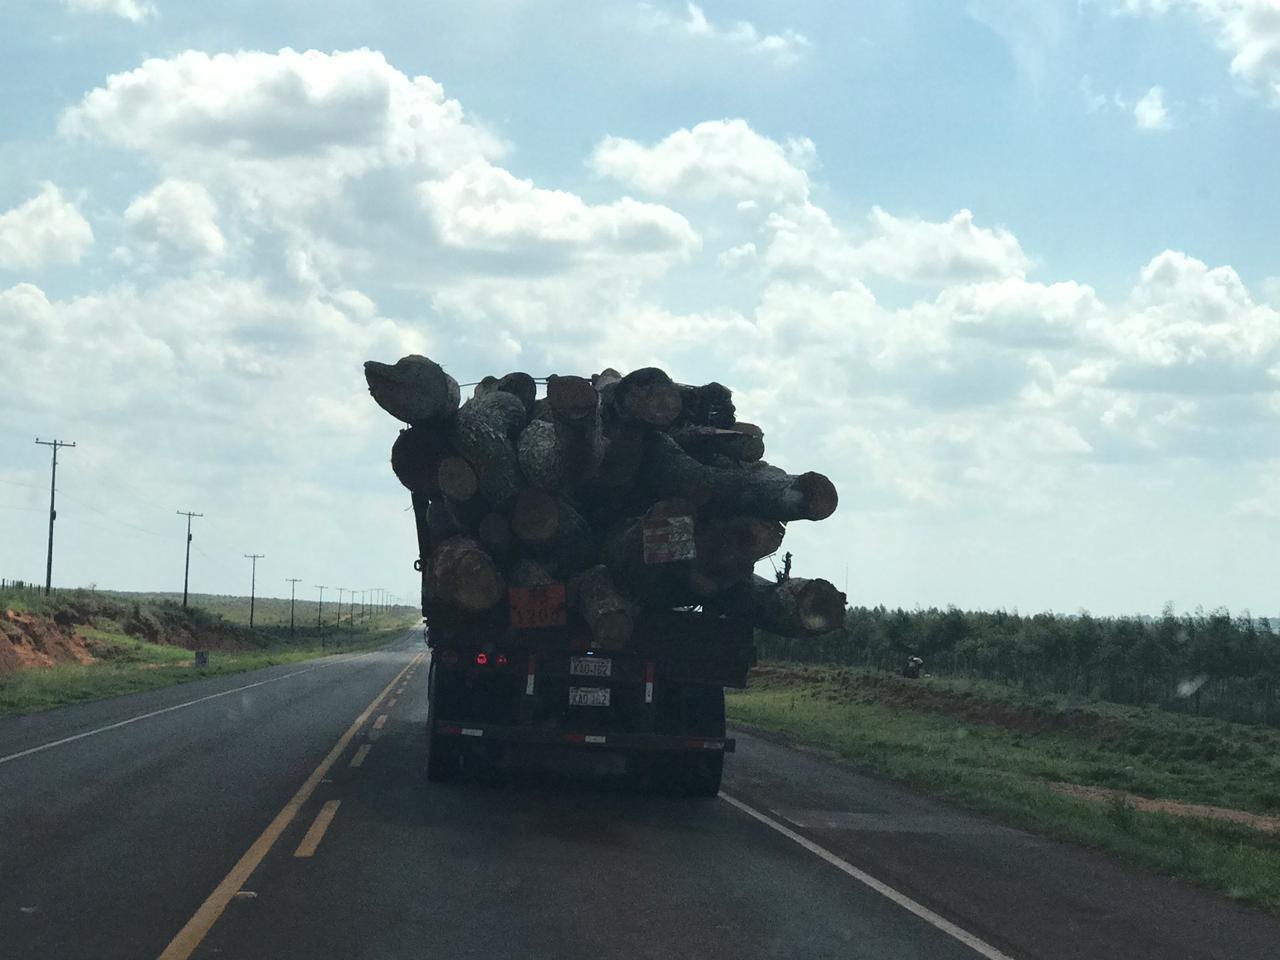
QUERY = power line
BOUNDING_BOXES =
[177,511,203,608]
[34,438,75,596]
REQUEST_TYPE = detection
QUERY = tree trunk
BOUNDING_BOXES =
[510,488,561,543]
[643,433,837,521]
[593,421,646,488]
[364,355,460,424]
[477,512,513,564]
[390,425,451,495]
[570,565,633,650]
[670,425,765,464]
[496,372,537,415]
[425,497,464,547]
[612,367,683,426]
[437,456,479,502]
[697,516,785,579]
[517,420,561,491]
[592,367,622,390]
[751,575,846,637]
[547,375,599,421]
[603,499,700,606]
[427,536,505,612]
[451,391,528,506]
[525,499,596,576]
[676,381,735,428]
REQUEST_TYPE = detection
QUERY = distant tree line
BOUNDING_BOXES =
[755,604,1280,727]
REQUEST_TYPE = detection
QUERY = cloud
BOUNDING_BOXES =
[64,0,156,22]
[1133,85,1172,128]
[590,119,814,205]
[850,208,1032,286]
[122,179,226,263]
[1122,1,1280,106]
[641,2,811,66]
[0,182,95,271]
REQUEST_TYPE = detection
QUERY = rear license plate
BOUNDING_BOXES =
[568,686,611,707]
[569,656,612,678]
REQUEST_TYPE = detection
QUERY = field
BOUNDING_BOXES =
[727,663,1280,913]
[0,586,418,717]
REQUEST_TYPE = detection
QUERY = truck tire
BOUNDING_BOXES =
[425,659,461,783]
[653,685,725,797]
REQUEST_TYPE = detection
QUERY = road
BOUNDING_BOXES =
[1,632,1276,960]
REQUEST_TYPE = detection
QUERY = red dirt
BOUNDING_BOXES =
[0,609,97,676]
[1049,782,1280,834]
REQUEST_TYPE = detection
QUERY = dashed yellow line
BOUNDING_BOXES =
[349,744,372,768]
[293,800,342,858]
[156,652,422,960]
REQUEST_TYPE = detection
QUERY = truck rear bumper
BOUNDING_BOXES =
[434,721,735,753]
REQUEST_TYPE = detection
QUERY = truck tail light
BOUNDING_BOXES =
[496,653,509,667]
[475,652,489,666]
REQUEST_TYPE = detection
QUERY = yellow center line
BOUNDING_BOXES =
[349,744,372,768]
[372,714,388,730]
[293,800,342,858]
[156,652,422,960]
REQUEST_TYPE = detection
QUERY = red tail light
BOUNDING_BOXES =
[496,653,509,667]
[475,652,489,666]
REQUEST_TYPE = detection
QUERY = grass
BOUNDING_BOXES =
[727,663,1280,913]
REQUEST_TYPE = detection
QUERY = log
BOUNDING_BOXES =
[518,403,603,492]
[390,426,451,494]
[427,536,504,612]
[496,372,537,415]
[516,420,560,491]
[603,499,700,606]
[364,355,460,424]
[477,512,513,563]
[509,558,556,587]
[676,381,735,428]
[474,375,499,396]
[547,375,598,421]
[437,456,479,502]
[425,498,464,547]
[570,565,633,650]
[750,575,846,637]
[525,499,596,575]
[643,433,837,521]
[671,426,765,465]
[510,488,560,543]
[592,367,622,390]
[698,516,785,575]
[612,367,682,426]
[593,421,646,488]
[451,391,528,506]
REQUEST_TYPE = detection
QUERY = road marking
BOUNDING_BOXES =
[156,652,422,960]
[293,800,342,858]
[0,652,375,767]
[372,714,388,730]
[387,697,398,708]
[719,792,1018,960]
[349,744,372,768]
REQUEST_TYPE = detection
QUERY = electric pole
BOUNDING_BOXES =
[286,578,301,639]
[244,554,264,628]
[177,510,203,608]
[315,585,326,649]
[35,438,75,596]
[336,587,346,629]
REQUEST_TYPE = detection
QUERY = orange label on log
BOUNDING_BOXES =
[642,515,696,564]
[508,583,567,629]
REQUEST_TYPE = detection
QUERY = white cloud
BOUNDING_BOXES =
[0,182,95,271]
[851,208,1032,286]
[123,179,226,262]
[590,119,814,205]
[65,0,156,23]
[1134,85,1172,128]
[1123,1,1280,106]
[641,2,811,66]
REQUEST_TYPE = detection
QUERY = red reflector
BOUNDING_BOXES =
[442,725,462,735]
[496,653,509,667]
[564,733,586,743]
[644,661,655,683]
[475,652,489,666]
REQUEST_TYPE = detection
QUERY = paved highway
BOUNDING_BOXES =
[1,632,1276,959]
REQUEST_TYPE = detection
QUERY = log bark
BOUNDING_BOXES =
[676,381,735,428]
[390,426,451,495]
[751,575,846,637]
[697,516,785,576]
[496,372,537,415]
[592,368,622,390]
[519,404,603,491]
[510,488,561,543]
[670,426,765,465]
[603,499,700,606]
[437,456,479,502]
[612,367,683,426]
[427,536,505,612]
[593,421,646,488]
[570,565,633,650]
[451,391,528,506]
[516,420,561,491]
[425,498,464,547]
[474,375,499,397]
[477,512,513,563]
[510,558,556,587]
[547,375,599,421]
[643,433,837,521]
[364,355,460,424]
[525,499,596,575]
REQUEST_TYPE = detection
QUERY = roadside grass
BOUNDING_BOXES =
[727,663,1280,913]
[0,622,417,719]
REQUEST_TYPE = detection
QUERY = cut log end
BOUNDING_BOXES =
[615,367,683,426]
[365,355,460,424]
[437,456,479,502]
[430,536,504,612]
[798,472,839,521]
[547,375,600,420]
[510,488,560,543]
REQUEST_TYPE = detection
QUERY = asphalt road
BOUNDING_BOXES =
[1,634,1277,960]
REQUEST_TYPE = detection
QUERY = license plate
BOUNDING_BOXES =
[569,656,612,678]
[568,686,610,707]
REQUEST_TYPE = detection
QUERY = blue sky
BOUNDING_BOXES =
[1,1,1277,614]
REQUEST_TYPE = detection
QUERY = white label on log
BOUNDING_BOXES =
[642,515,696,564]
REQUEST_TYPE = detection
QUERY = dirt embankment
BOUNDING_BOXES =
[0,601,252,678]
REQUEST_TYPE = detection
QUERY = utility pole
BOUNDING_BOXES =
[315,585,326,649]
[286,578,301,640]
[336,587,346,629]
[244,554,264,628]
[34,438,75,596]
[176,510,203,608]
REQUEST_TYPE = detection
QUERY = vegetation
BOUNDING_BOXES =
[727,664,1280,913]
[756,604,1280,727]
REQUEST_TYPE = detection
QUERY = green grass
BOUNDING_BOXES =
[728,663,1280,913]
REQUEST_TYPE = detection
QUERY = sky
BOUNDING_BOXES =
[1,0,1278,615]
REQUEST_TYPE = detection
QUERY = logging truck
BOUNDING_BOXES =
[366,357,843,795]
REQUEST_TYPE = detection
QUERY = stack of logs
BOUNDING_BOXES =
[366,356,845,649]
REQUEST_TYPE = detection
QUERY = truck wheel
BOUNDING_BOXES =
[653,685,725,797]
[425,660,461,783]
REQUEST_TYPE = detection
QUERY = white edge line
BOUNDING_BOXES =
[719,792,1018,960]
[0,649,380,767]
